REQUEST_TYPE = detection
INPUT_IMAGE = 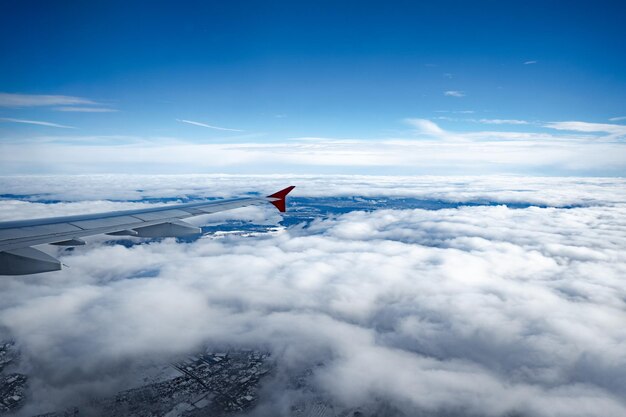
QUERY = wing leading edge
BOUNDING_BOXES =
[0,186,295,275]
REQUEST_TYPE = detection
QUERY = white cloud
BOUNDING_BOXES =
[444,90,465,97]
[2,119,626,175]
[176,118,244,132]
[0,117,75,129]
[404,118,446,136]
[609,116,626,122]
[544,121,626,139]
[1,176,626,415]
[524,60,538,65]
[434,110,474,114]
[0,93,97,107]
[53,107,117,113]
[479,119,529,125]
[0,174,623,213]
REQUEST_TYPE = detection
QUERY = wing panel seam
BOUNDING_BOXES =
[67,222,87,231]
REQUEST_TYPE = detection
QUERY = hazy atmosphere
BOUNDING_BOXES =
[0,2,625,417]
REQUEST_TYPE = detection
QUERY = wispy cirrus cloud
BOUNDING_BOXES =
[479,119,529,125]
[176,119,244,132]
[524,60,538,65]
[404,118,446,136]
[435,110,474,114]
[444,90,465,97]
[0,92,97,107]
[609,116,626,122]
[0,117,75,129]
[432,117,529,126]
[544,121,626,139]
[53,107,118,113]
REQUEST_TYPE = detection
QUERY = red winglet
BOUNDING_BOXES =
[267,186,296,212]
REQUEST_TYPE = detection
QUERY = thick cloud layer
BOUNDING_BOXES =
[0,176,625,416]
[1,175,625,218]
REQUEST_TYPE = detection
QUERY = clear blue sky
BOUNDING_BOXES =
[0,1,625,175]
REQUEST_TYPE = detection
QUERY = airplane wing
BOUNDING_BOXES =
[0,186,295,275]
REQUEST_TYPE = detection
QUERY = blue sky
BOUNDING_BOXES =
[0,1,625,174]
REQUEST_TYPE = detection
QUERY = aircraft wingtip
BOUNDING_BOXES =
[267,186,296,212]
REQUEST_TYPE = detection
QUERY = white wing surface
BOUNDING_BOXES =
[0,186,295,275]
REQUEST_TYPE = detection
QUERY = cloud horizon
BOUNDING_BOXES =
[1,118,624,176]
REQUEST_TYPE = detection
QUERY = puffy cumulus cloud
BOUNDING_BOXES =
[1,176,626,416]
